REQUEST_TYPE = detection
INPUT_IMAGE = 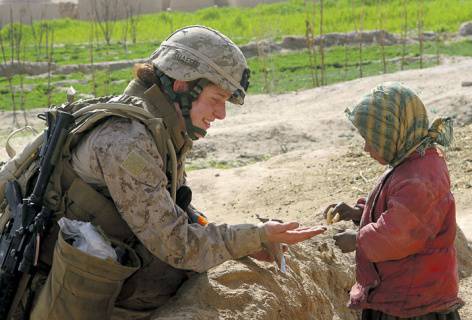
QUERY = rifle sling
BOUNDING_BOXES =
[6,268,30,320]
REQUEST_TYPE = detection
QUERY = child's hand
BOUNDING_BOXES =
[323,202,362,223]
[333,229,357,253]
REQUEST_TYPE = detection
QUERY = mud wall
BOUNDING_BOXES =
[77,0,162,20]
[0,1,63,24]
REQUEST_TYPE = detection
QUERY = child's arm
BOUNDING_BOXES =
[356,178,453,263]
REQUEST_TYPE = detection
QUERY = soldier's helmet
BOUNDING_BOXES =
[149,25,250,105]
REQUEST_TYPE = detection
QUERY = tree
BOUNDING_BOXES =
[417,0,424,69]
[304,0,319,87]
[319,0,325,85]
[377,0,387,73]
[401,0,408,70]
[91,0,119,46]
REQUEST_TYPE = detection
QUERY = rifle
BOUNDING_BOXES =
[0,110,75,319]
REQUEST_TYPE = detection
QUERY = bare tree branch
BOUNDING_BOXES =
[92,0,119,46]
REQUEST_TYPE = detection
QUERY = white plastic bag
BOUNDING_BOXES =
[58,217,118,261]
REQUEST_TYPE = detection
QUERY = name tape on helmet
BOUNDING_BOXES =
[160,40,244,93]
[174,51,200,69]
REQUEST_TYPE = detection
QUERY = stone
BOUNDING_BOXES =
[459,21,472,36]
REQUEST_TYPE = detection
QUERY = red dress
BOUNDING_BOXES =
[349,148,463,317]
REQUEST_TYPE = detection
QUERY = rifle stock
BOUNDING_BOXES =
[0,110,75,320]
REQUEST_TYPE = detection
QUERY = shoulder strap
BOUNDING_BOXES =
[64,102,177,201]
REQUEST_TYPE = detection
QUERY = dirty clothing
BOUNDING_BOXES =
[349,148,463,317]
[362,309,461,320]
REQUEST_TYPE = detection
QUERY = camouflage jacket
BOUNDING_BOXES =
[69,80,265,314]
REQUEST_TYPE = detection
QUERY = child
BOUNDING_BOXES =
[328,83,463,319]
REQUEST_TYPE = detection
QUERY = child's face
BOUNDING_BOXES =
[364,142,388,165]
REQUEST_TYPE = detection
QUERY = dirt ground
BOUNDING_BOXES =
[0,57,471,319]
[185,57,472,319]
[188,56,472,235]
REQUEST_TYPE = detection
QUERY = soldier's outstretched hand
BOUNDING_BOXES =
[263,221,326,244]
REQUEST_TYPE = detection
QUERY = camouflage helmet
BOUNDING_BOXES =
[149,25,250,105]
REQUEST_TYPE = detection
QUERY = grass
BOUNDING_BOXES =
[0,42,161,65]
[0,0,471,56]
[2,38,472,110]
[1,0,472,110]
[0,68,130,109]
[249,39,472,94]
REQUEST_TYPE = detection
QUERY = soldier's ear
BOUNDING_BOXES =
[173,80,189,93]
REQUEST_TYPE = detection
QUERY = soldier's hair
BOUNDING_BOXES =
[133,63,200,90]
[133,63,157,88]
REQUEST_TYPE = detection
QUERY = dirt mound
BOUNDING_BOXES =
[457,227,472,279]
[153,234,357,320]
[459,276,472,318]
[149,226,471,320]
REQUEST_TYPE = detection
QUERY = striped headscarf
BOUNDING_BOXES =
[345,82,453,167]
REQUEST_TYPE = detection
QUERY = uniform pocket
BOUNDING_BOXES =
[30,231,140,320]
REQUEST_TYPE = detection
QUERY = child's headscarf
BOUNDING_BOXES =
[345,82,453,167]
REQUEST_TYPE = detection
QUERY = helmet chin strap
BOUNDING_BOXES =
[155,69,210,140]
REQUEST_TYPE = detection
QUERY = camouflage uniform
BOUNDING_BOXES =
[67,80,264,318]
[6,25,258,320]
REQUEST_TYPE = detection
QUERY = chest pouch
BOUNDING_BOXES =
[30,230,140,320]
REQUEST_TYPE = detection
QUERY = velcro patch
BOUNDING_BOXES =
[121,150,148,177]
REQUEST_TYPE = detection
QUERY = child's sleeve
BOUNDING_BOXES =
[353,198,366,225]
[356,177,452,263]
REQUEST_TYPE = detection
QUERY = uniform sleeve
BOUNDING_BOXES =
[91,118,265,272]
[357,176,449,263]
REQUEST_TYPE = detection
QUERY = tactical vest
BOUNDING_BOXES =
[2,88,195,319]
[1,86,190,234]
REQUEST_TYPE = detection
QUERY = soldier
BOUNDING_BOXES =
[14,25,326,319]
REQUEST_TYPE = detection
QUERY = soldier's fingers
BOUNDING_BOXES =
[264,221,302,243]
[281,226,326,244]
[267,221,299,233]
[291,226,312,231]
[286,226,326,234]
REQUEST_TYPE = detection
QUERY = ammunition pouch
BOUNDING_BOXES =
[30,231,140,320]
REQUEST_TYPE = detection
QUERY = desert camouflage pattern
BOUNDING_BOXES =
[70,100,265,316]
[150,25,248,105]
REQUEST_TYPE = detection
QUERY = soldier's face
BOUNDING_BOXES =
[190,84,231,138]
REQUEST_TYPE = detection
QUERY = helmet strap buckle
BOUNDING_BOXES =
[154,68,209,140]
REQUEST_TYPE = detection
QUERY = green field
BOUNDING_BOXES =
[2,38,472,110]
[1,0,471,50]
[1,0,472,110]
